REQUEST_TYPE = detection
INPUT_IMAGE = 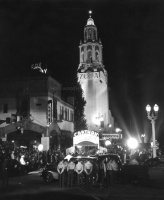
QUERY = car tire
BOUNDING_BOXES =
[43,172,53,183]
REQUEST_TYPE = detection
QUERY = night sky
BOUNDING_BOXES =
[0,0,164,145]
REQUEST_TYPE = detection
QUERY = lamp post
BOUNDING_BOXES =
[146,104,159,158]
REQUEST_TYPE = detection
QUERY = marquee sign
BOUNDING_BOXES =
[101,133,122,140]
[78,72,99,80]
[73,130,99,146]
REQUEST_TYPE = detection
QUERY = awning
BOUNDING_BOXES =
[76,141,97,146]
[49,121,61,135]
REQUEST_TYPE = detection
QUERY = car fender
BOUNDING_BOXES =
[47,170,59,179]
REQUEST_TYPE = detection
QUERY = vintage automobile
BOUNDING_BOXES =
[143,157,164,180]
[96,154,123,185]
[41,162,59,183]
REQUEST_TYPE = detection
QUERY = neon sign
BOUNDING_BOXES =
[73,130,99,146]
[74,130,99,137]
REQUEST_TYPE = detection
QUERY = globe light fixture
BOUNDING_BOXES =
[146,104,159,158]
[105,140,111,146]
[116,128,122,133]
[38,144,43,151]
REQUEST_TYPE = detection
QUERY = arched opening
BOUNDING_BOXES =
[7,130,42,148]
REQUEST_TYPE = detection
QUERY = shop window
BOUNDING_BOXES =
[62,106,64,120]
[65,108,67,120]
[70,110,74,122]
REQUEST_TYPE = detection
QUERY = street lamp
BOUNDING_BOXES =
[146,104,159,158]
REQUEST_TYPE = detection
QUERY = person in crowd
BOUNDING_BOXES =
[99,159,106,188]
[11,151,15,160]
[2,156,10,187]
[57,159,67,188]
[129,155,139,165]
[111,158,119,184]
[75,160,84,187]
[83,160,93,188]
[20,155,26,175]
[105,157,113,187]
[92,160,99,186]
[67,159,75,187]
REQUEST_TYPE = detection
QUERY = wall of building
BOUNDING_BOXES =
[0,75,74,140]
[57,100,74,133]
[0,98,17,120]
[78,70,110,132]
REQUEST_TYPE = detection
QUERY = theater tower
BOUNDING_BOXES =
[77,12,114,133]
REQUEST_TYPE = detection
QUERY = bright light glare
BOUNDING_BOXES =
[146,104,151,112]
[154,104,159,112]
[105,140,111,146]
[127,138,138,149]
[38,144,43,151]
[92,116,100,126]
[116,128,122,132]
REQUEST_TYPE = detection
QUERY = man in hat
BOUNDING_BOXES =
[57,160,67,188]
[84,160,93,188]
[67,159,75,187]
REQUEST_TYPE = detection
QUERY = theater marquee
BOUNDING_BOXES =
[73,130,99,147]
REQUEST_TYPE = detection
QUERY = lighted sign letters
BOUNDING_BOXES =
[78,72,99,80]
[73,130,99,145]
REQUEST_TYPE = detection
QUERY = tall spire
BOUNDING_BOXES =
[89,10,92,18]
[84,10,97,42]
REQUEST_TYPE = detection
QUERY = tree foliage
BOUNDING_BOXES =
[74,80,87,131]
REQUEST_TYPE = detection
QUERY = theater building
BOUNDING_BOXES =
[0,72,74,151]
[77,13,116,138]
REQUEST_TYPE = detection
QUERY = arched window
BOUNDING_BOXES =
[88,29,92,38]
[96,51,99,61]
[87,50,92,63]
[95,46,99,61]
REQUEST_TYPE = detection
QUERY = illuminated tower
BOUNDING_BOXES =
[77,11,114,132]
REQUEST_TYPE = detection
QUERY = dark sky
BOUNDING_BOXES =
[0,0,164,145]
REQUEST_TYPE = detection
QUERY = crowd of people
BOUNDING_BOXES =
[0,147,66,187]
[0,144,161,188]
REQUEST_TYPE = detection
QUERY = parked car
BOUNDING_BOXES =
[41,162,59,183]
[143,157,164,180]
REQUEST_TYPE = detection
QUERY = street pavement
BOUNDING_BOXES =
[1,174,164,200]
